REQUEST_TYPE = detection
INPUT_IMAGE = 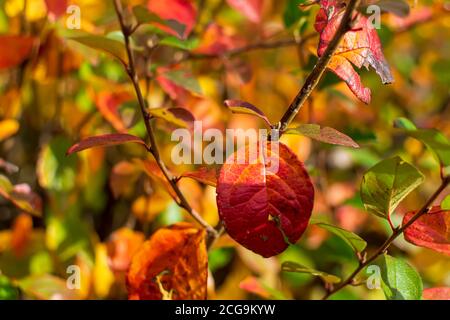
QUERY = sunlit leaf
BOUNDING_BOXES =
[403,206,450,256]
[361,156,424,219]
[217,142,314,257]
[374,254,423,300]
[149,107,195,128]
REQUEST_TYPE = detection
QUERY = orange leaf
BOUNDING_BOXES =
[217,142,314,257]
[0,35,34,70]
[403,206,450,256]
[127,223,208,300]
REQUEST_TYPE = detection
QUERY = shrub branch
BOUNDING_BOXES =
[113,0,217,238]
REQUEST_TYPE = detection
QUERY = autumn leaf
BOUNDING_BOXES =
[314,0,393,103]
[149,107,196,128]
[217,142,314,257]
[127,223,208,300]
[67,134,147,155]
[0,35,34,70]
[226,0,264,23]
[403,206,450,256]
[423,287,450,300]
[147,0,197,39]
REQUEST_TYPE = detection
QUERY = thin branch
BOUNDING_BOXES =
[322,176,450,300]
[112,0,217,238]
[278,0,360,132]
[175,34,316,64]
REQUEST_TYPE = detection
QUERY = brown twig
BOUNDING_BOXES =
[112,0,217,238]
[277,0,360,132]
[175,34,316,65]
[322,176,450,300]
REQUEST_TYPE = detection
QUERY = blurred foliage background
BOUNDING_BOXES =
[0,0,449,300]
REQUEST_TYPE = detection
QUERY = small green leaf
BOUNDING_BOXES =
[394,117,417,130]
[374,254,423,300]
[361,156,424,219]
[0,275,20,300]
[286,124,359,148]
[312,222,367,253]
[281,261,341,284]
[441,195,450,210]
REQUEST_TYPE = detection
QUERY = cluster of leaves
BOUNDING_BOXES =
[0,0,449,301]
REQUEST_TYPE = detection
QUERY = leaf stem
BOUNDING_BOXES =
[278,0,360,133]
[322,176,450,300]
[112,0,217,238]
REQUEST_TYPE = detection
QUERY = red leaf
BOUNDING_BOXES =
[45,0,67,19]
[181,166,218,187]
[127,223,208,300]
[423,287,450,300]
[217,142,314,257]
[0,35,34,70]
[314,0,393,103]
[67,134,147,155]
[403,206,450,256]
[147,0,197,39]
[226,0,264,23]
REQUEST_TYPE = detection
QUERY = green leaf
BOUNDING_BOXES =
[441,194,450,210]
[132,6,186,39]
[162,70,202,94]
[375,255,423,300]
[394,117,417,130]
[361,156,424,219]
[65,30,127,63]
[286,124,359,148]
[281,261,341,284]
[312,222,367,253]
